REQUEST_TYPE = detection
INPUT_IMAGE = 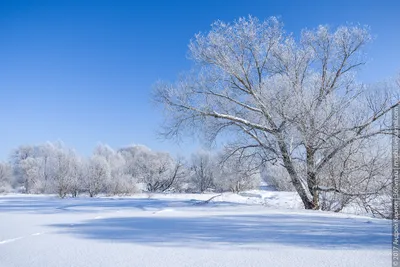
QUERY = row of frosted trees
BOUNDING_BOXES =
[0,142,260,197]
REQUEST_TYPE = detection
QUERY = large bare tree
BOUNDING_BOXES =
[154,16,399,209]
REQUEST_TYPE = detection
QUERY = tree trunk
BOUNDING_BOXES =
[306,147,319,209]
[277,137,316,209]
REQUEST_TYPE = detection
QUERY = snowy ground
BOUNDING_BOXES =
[0,192,392,267]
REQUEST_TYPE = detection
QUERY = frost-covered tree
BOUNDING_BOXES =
[10,145,35,192]
[154,16,399,209]
[129,146,185,192]
[94,144,137,195]
[318,136,391,214]
[85,155,110,197]
[214,150,261,193]
[19,157,42,194]
[34,142,56,193]
[0,162,13,193]
[118,145,144,180]
[68,156,84,197]
[47,146,81,198]
[190,150,217,193]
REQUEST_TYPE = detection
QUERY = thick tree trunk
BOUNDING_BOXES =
[277,137,316,209]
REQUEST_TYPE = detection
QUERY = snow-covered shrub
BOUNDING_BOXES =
[214,152,261,193]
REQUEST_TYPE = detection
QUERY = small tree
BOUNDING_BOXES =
[94,144,137,195]
[131,146,185,192]
[190,150,216,193]
[318,137,391,213]
[43,145,81,198]
[68,157,84,197]
[214,150,261,193]
[0,162,13,193]
[19,157,42,194]
[10,145,35,192]
[85,156,110,197]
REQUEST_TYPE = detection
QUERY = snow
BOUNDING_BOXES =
[0,192,391,267]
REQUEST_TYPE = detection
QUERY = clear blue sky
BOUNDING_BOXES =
[0,0,399,160]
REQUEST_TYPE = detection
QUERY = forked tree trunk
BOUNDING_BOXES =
[277,137,316,209]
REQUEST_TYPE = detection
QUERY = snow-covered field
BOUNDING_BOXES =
[0,192,391,267]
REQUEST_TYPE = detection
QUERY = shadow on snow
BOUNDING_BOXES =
[0,196,243,214]
[48,213,390,250]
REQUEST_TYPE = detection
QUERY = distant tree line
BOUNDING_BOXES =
[0,142,260,198]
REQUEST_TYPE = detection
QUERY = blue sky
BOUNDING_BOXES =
[0,0,399,160]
